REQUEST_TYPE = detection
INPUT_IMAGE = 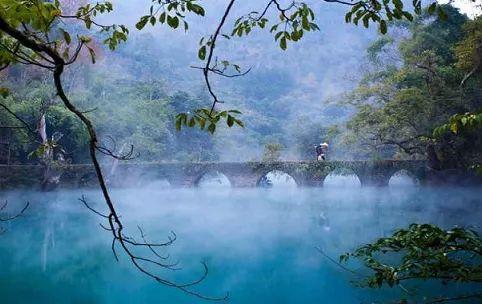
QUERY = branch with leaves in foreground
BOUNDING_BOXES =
[338,224,482,303]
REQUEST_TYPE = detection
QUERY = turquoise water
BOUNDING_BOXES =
[0,186,481,303]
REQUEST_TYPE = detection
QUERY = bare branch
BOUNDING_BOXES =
[79,195,109,219]
[0,201,29,222]
[202,0,237,115]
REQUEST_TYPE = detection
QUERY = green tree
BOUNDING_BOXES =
[344,6,481,169]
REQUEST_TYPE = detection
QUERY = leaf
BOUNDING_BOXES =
[61,29,71,45]
[159,12,166,23]
[188,117,196,127]
[227,115,234,127]
[234,118,244,127]
[191,4,205,16]
[167,15,179,28]
[87,47,96,64]
[207,123,216,134]
[402,11,413,21]
[362,14,370,28]
[196,117,206,129]
[380,20,387,34]
[393,0,403,9]
[198,45,206,60]
[345,12,353,23]
[136,16,149,30]
[280,37,287,50]
[450,122,458,134]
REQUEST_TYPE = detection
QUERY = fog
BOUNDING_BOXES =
[1,185,481,303]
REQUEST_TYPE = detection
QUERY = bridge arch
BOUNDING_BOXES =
[388,169,420,186]
[194,170,233,187]
[257,170,299,187]
[322,167,361,187]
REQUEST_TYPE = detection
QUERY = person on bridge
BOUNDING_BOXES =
[315,142,329,161]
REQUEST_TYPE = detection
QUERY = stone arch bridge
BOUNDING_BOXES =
[0,160,428,189]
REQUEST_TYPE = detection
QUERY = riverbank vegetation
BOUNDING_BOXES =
[340,6,481,171]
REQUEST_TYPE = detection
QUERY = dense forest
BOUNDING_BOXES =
[0,3,480,172]
[341,6,482,170]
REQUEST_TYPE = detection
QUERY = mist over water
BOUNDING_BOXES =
[1,185,481,304]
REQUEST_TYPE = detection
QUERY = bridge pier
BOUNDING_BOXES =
[357,174,391,187]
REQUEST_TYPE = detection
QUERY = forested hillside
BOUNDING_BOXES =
[0,1,480,168]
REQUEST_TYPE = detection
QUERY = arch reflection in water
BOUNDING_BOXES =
[258,170,297,188]
[323,168,361,187]
[197,171,232,188]
[389,169,419,187]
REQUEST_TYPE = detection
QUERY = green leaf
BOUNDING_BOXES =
[208,123,216,134]
[402,11,413,21]
[188,117,196,127]
[234,118,244,127]
[345,12,353,23]
[190,4,205,16]
[227,115,234,127]
[280,37,287,50]
[61,29,71,45]
[167,15,179,28]
[136,16,149,30]
[380,20,387,34]
[198,45,206,60]
[159,12,166,23]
